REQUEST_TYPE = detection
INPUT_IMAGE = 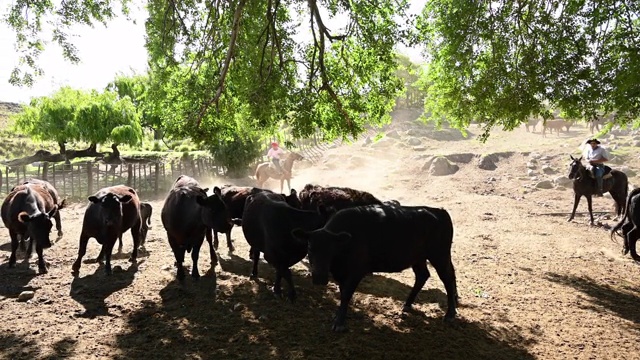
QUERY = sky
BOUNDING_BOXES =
[0,1,426,105]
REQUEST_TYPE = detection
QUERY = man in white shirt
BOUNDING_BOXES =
[267,142,285,175]
[585,138,608,196]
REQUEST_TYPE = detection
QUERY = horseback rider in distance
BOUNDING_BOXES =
[585,138,608,196]
[267,142,285,176]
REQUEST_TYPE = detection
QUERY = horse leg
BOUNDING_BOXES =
[586,196,595,225]
[568,194,581,222]
[280,179,284,194]
[287,178,291,192]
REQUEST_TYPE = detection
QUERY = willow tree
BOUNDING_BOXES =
[418,0,640,140]
[5,0,409,146]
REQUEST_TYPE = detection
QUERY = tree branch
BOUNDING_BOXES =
[307,0,348,42]
[196,0,246,127]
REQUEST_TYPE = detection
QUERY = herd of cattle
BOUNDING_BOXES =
[1,175,459,331]
[3,173,638,331]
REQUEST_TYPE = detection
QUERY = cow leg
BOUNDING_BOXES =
[24,235,33,262]
[130,220,142,264]
[8,230,20,268]
[333,277,363,332]
[281,267,297,303]
[117,234,123,253]
[35,243,47,274]
[54,211,63,238]
[626,228,640,261]
[18,233,26,252]
[586,196,595,225]
[103,240,116,275]
[250,248,260,279]
[430,257,459,321]
[225,230,234,253]
[205,229,218,266]
[168,235,186,281]
[273,268,283,297]
[567,194,581,222]
[402,262,430,312]
[213,229,219,250]
[72,233,90,274]
[191,237,205,280]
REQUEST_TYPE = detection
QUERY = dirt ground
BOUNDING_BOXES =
[1,112,639,360]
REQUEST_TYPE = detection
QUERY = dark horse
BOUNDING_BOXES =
[567,155,628,225]
[610,187,640,261]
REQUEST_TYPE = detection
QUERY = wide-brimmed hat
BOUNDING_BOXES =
[585,138,601,145]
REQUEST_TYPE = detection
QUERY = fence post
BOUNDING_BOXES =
[87,161,93,195]
[70,164,75,198]
[42,162,49,181]
[127,164,133,187]
[154,163,160,195]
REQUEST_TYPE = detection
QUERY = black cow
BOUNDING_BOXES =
[215,185,301,252]
[292,204,458,332]
[611,187,640,260]
[72,185,143,276]
[240,191,329,301]
[117,201,152,251]
[161,176,230,280]
[1,184,63,273]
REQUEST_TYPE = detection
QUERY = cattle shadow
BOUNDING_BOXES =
[113,272,535,360]
[69,262,139,318]
[0,331,38,360]
[545,272,640,328]
[0,261,39,299]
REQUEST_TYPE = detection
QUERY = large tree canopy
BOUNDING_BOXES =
[4,0,640,144]
[418,0,640,139]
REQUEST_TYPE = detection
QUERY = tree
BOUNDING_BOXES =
[106,74,164,139]
[4,0,409,143]
[11,87,142,160]
[417,0,640,141]
[395,54,424,109]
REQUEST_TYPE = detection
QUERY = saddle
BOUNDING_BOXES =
[268,162,285,176]
[588,165,613,180]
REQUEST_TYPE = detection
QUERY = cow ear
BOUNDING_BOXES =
[214,186,222,196]
[47,205,58,218]
[118,195,133,203]
[18,211,31,223]
[202,187,210,194]
[291,228,311,242]
[570,155,575,161]
[290,189,297,196]
[88,195,100,203]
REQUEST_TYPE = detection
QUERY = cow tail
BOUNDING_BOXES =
[611,187,640,242]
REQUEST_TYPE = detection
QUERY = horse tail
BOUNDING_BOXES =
[611,187,640,242]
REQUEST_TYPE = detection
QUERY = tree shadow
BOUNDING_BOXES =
[41,337,78,360]
[114,271,535,360]
[0,261,39,298]
[69,262,139,318]
[545,272,640,329]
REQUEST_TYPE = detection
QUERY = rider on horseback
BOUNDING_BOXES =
[267,142,285,176]
[585,138,608,196]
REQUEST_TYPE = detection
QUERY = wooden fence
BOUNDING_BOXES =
[0,158,226,200]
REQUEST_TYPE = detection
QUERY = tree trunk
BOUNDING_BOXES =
[3,144,103,167]
[58,141,66,154]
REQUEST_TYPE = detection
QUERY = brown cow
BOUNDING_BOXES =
[542,119,573,137]
[161,175,230,280]
[117,201,152,251]
[298,184,383,211]
[72,185,143,276]
[13,178,66,239]
[1,184,64,273]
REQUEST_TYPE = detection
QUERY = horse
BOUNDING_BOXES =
[255,152,304,193]
[566,155,628,225]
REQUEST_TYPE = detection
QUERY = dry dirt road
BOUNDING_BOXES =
[1,113,639,359]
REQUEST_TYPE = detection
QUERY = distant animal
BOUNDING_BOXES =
[298,184,383,211]
[542,119,573,137]
[1,184,64,273]
[217,185,302,252]
[240,191,329,301]
[610,187,640,260]
[71,185,143,275]
[589,118,606,134]
[291,204,458,332]
[117,201,152,251]
[161,175,231,280]
[567,155,628,225]
[255,152,304,193]
[524,118,539,132]
[12,178,66,238]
